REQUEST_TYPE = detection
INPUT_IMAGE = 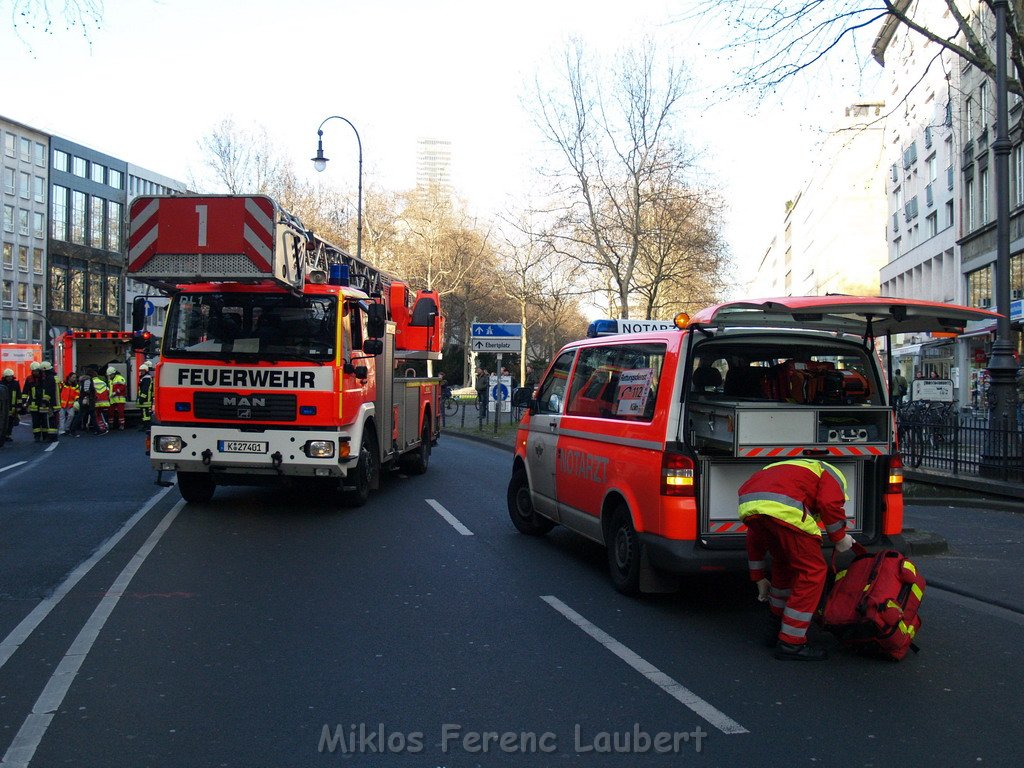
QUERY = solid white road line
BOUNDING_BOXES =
[0,484,175,671]
[1,498,185,768]
[426,499,474,536]
[541,595,749,736]
[0,461,27,474]
[43,442,58,453]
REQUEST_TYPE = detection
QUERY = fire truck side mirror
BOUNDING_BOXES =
[366,303,387,339]
[362,339,384,356]
[131,296,147,333]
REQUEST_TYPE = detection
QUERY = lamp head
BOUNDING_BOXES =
[311,130,329,172]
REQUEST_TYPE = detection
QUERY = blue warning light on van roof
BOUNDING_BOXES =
[586,319,678,337]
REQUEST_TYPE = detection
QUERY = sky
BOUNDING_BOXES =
[0,0,884,301]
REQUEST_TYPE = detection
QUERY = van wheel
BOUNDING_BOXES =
[344,433,378,507]
[177,471,215,504]
[607,505,641,595]
[403,422,431,475]
[507,467,554,536]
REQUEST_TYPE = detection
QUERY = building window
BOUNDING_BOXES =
[1,318,11,341]
[979,81,989,130]
[31,320,41,342]
[4,133,14,157]
[31,284,41,309]
[2,280,11,306]
[71,190,86,244]
[17,282,27,307]
[18,209,29,236]
[926,212,938,238]
[19,171,30,199]
[2,243,12,268]
[3,204,13,233]
[49,263,68,311]
[967,265,993,308]
[107,200,121,251]
[945,200,955,228]
[3,167,13,195]
[108,169,122,190]
[51,185,68,240]
[17,319,27,340]
[980,168,990,223]
[34,142,45,167]
[90,196,104,248]
[19,137,30,162]
[70,263,85,312]
[32,212,43,239]
[1016,144,1024,207]
[106,271,120,317]
[33,248,42,273]
[88,265,104,314]
[53,149,69,172]
[90,162,105,184]
[965,177,975,231]
[18,246,28,271]
[72,156,87,177]
[966,97,975,141]
[33,175,44,203]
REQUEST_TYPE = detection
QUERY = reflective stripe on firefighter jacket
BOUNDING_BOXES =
[109,373,127,405]
[23,375,55,413]
[94,377,111,408]
[737,459,849,541]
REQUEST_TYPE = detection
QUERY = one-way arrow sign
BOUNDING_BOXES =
[471,323,522,338]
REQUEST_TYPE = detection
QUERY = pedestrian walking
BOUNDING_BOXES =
[475,366,490,422]
[106,366,128,430]
[894,368,909,405]
[137,361,154,431]
[1,368,20,442]
[59,372,80,436]
[738,458,855,661]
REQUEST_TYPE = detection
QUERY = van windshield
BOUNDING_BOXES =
[689,340,881,406]
[162,292,338,362]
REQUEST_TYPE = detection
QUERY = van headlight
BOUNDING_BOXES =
[304,440,335,459]
[154,435,184,453]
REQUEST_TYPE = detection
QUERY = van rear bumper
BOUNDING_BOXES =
[640,532,909,574]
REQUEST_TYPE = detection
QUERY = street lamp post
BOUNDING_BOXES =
[311,115,363,262]
[984,0,1021,477]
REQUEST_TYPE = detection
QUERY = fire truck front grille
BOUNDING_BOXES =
[193,392,297,422]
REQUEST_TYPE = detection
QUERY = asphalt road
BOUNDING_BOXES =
[1,425,1022,767]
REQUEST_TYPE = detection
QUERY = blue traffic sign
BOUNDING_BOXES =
[471,323,522,338]
[1012,298,1022,322]
[144,300,156,317]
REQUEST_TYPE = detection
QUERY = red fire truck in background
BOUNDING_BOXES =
[127,194,444,505]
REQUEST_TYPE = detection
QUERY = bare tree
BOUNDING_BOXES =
[531,39,726,318]
[6,0,103,38]
[698,1,1024,98]
[194,118,288,195]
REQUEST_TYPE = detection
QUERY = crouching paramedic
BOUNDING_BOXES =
[737,459,855,661]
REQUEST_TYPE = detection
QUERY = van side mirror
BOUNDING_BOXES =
[367,303,387,339]
[362,339,384,356]
[132,296,147,333]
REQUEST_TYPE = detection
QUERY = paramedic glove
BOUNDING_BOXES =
[835,534,856,553]
[756,578,770,602]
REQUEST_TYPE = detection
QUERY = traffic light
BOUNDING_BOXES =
[131,329,153,352]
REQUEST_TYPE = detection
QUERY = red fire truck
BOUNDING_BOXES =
[127,194,444,505]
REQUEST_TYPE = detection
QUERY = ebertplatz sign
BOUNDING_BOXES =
[471,323,522,353]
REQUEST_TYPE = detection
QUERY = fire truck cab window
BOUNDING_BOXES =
[164,292,337,361]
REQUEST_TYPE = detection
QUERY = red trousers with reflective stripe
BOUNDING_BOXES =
[745,515,826,645]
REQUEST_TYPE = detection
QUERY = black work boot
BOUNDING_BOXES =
[763,614,783,648]
[775,641,828,661]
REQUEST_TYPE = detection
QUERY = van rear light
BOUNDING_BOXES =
[887,454,904,493]
[662,452,694,497]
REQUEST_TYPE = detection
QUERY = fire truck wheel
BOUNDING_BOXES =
[403,422,432,475]
[507,467,554,536]
[177,471,215,504]
[606,505,641,596]
[344,433,378,507]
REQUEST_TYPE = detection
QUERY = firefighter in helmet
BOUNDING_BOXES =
[106,366,128,430]
[2,368,20,442]
[137,361,154,430]
[738,459,855,661]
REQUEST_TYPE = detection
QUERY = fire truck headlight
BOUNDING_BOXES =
[155,435,184,453]
[304,440,335,459]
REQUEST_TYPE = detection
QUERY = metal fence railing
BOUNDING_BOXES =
[896,401,1024,482]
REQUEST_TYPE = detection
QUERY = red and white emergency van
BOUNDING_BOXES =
[127,194,444,505]
[508,296,999,594]
[52,330,149,416]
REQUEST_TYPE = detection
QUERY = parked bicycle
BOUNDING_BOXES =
[442,386,460,418]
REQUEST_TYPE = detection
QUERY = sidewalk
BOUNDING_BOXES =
[444,426,1024,615]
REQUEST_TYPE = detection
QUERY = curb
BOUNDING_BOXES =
[443,430,515,453]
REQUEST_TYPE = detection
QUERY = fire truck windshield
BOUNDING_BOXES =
[163,292,337,362]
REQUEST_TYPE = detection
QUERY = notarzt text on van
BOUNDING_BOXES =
[558,448,610,483]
